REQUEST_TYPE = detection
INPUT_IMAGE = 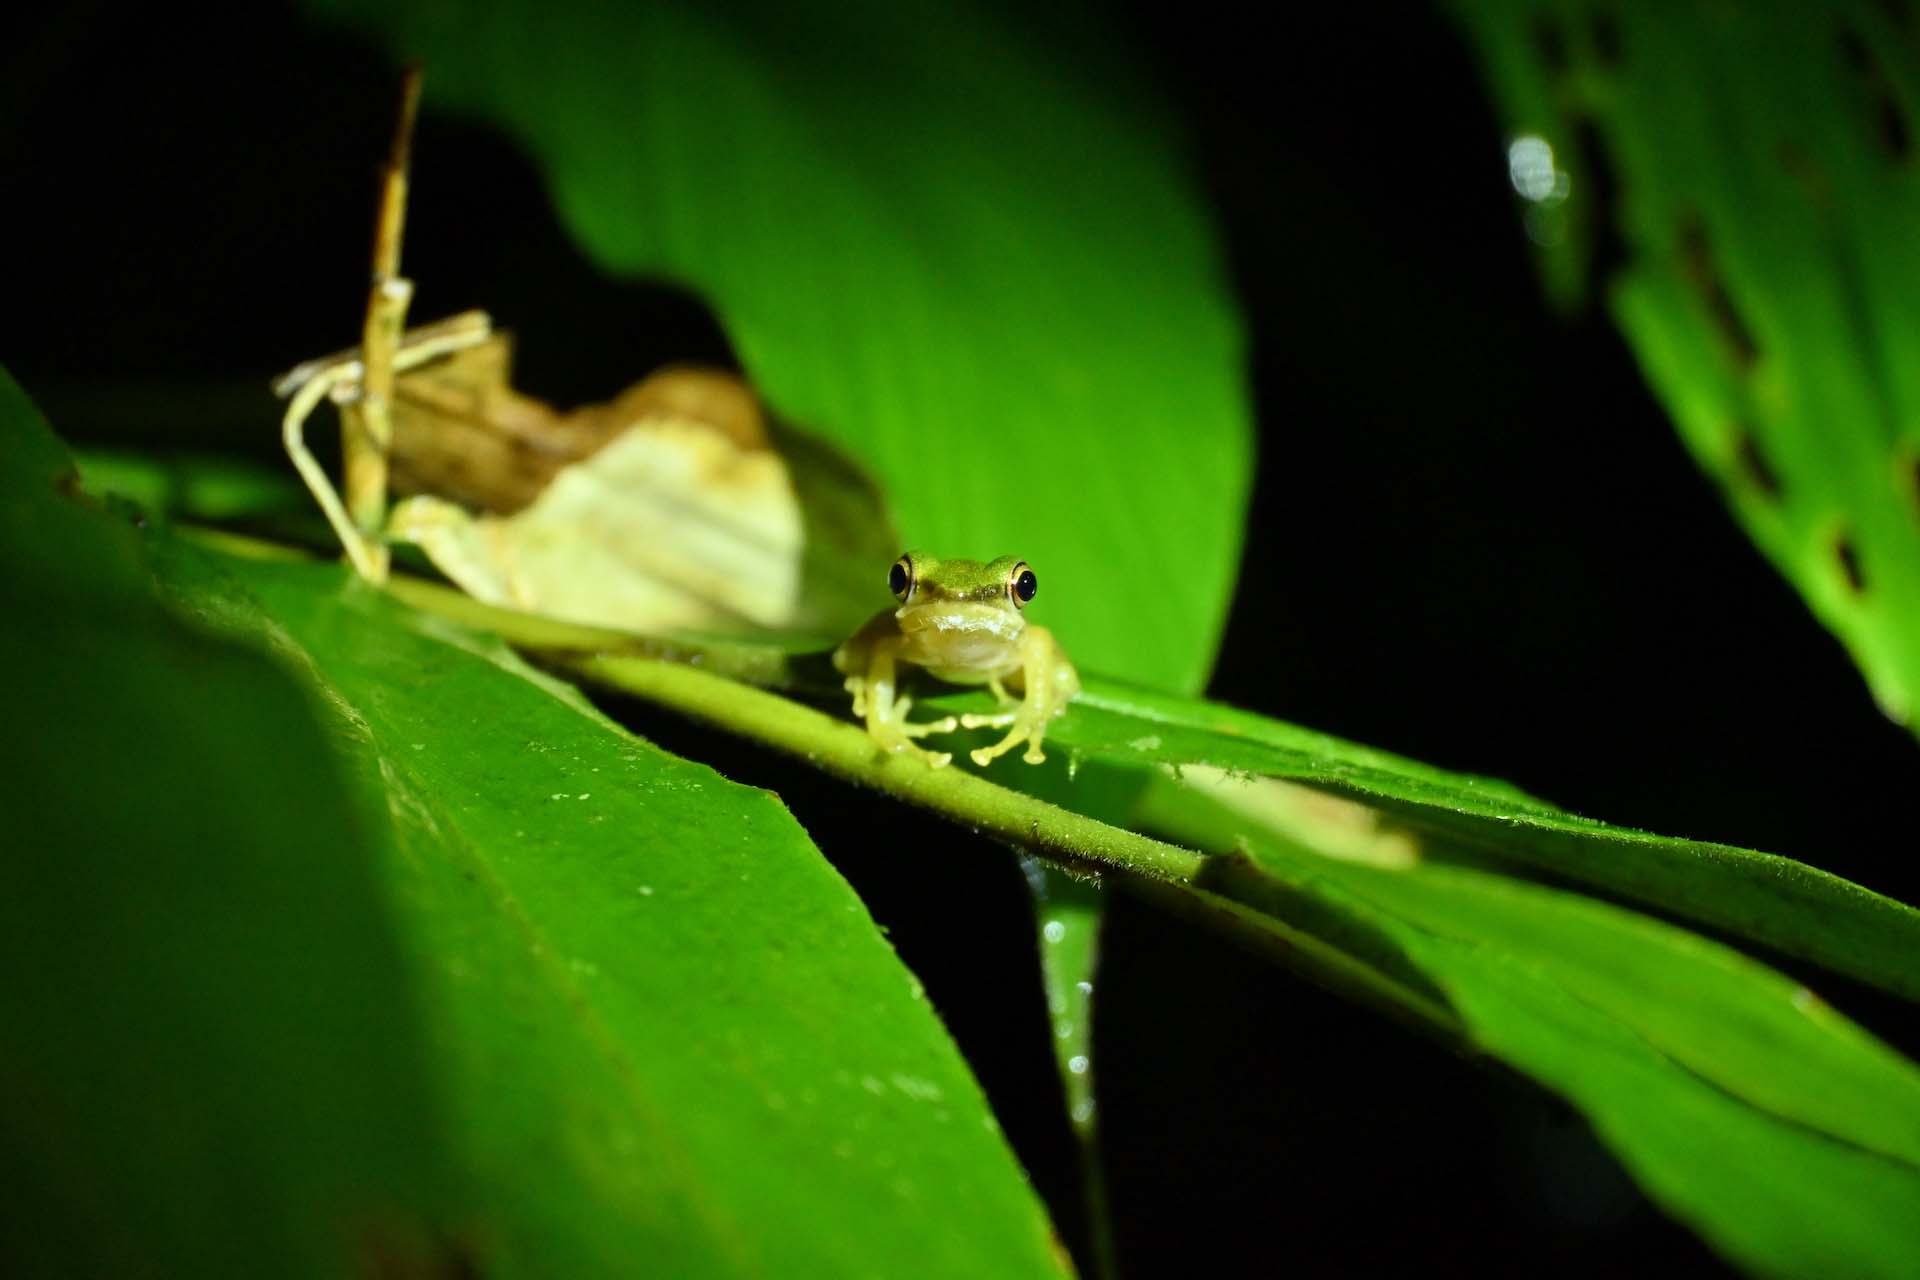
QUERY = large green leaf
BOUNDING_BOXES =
[6,372,1070,1277]
[306,0,1251,694]
[1449,1,1920,732]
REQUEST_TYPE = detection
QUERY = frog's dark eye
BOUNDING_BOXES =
[1008,561,1037,609]
[888,554,914,601]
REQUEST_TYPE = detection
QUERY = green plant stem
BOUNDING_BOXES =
[187,527,1466,1044]
[574,652,1204,880]
[564,652,1464,1041]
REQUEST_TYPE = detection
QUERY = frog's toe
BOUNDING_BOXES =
[969,724,1034,766]
[872,729,952,767]
[898,739,952,766]
[960,710,1018,730]
[843,678,870,717]
[884,697,953,738]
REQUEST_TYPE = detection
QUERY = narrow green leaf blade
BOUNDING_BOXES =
[0,370,466,1277]
[1016,677,1920,1003]
[1147,776,1920,1279]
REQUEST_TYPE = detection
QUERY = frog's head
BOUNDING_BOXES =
[889,550,1037,658]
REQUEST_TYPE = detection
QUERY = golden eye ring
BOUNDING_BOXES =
[1007,560,1037,609]
[889,554,915,602]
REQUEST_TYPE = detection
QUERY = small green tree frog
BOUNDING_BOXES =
[833,552,1081,768]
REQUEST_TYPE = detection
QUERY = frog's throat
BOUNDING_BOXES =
[896,606,1025,642]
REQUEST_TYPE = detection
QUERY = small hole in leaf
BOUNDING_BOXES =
[1734,430,1781,498]
[1777,142,1835,206]
[1572,114,1629,289]
[1678,216,1758,370]
[1877,95,1911,160]
[1836,535,1867,594]
[1531,16,1569,72]
[1839,25,1873,72]
[1589,9,1622,67]
[353,1219,484,1280]
[1838,23,1913,162]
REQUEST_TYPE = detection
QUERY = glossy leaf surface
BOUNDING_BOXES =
[308,0,1252,694]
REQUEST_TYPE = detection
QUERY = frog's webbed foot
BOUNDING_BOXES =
[966,626,1078,767]
[846,657,957,767]
[968,712,1051,768]
[967,683,1061,764]
[873,695,958,765]
[874,730,953,768]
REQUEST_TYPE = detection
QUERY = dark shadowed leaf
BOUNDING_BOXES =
[0,371,465,1277]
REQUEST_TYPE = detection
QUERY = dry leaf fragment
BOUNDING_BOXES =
[275,70,883,636]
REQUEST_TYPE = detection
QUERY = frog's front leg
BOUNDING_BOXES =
[846,640,959,766]
[963,624,1080,766]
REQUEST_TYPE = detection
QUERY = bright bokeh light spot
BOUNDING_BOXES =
[1507,134,1571,204]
